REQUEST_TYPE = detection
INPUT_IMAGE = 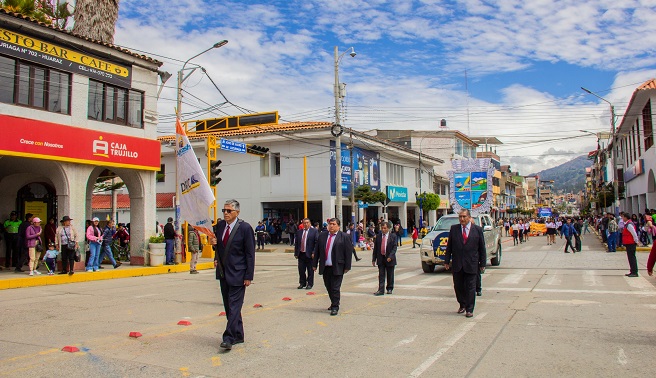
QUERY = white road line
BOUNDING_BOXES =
[350,271,382,281]
[624,275,656,291]
[583,271,601,287]
[618,348,628,366]
[543,273,562,286]
[134,293,159,298]
[341,292,511,304]
[498,269,527,284]
[534,288,656,295]
[409,313,487,377]
[394,335,417,348]
[417,275,449,285]
[394,271,423,282]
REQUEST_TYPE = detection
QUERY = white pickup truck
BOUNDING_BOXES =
[419,213,502,273]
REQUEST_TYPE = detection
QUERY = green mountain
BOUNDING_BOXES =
[535,155,591,194]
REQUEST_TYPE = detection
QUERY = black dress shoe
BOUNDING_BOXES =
[374,291,384,296]
[233,339,244,345]
[330,308,338,316]
[297,285,306,289]
[220,341,232,350]
[305,285,313,290]
[476,290,482,296]
[355,257,362,261]
[465,312,474,318]
[386,290,392,294]
[327,306,333,311]
[626,273,639,277]
[457,307,465,314]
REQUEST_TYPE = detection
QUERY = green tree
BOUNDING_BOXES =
[417,192,440,211]
[1,0,73,26]
[354,185,386,226]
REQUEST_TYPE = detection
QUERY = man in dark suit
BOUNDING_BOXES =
[444,209,487,318]
[294,218,318,290]
[213,199,255,351]
[313,218,353,316]
[372,220,397,295]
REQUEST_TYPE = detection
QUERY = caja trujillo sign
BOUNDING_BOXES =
[0,28,132,88]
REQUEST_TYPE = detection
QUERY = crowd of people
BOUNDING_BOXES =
[1,211,129,276]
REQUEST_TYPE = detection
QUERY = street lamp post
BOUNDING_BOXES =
[174,41,228,244]
[581,87,619,216]
[415,191,425,229]
[333,46,356,226]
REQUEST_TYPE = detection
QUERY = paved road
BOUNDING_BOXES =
[1,233,654,377]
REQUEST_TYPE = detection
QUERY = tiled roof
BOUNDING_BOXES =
[0,9,161,66]
[636,79,656,91]
[158,121,332,142]
[93,193,175,210]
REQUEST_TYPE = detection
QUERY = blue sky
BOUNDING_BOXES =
[115,0,656,174]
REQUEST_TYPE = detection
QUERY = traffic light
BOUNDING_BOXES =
[209,159,222,186]
[247,144,269,157]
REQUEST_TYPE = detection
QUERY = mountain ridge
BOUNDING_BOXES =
[532,155,591,194]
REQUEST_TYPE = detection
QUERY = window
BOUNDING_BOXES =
[0,56,70,114]
[88,79,143,128]
[643,100,653,151]
[261,155,270,177]
[386,162,404,186]
[455,139,463,156]
[271,153,281,176]
[157,164,165,183]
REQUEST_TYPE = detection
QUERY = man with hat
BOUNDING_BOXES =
[3,211,21,268]
[56,216,79,275]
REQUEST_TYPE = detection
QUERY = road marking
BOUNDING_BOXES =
[583,271,601,287]
[134,293,159,298]
[543,273,561,286]
[618,348,628,366]
[395,335,417,348]
[417,275,449,285]
[351,271,384,281]
[539,299,600,305]
[394,271,423,282]
[498,270,526,284]
[624,276,656,291]
[409,313,487,377]
[342,292,510,303]
[534,288,656,295]
[211,356,222,366]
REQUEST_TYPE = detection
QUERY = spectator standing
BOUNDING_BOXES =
[45,216,57,245]
[43,242,59,275]
[287,220,297,246]
[412,226,419,248]
[164,217,176,265]
[255,221,266,250]
[86,218,102,272]
[3,211,21,269]
[56,216,79,275]
[621,213,642,277]
[607,214,618,252]
[395,223,403,247]
[25,217,43,276]
[98,220,120,269]
[15,213,33,273]
[186,224,201,274]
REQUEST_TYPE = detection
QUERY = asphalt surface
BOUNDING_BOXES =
[1,232,654,377]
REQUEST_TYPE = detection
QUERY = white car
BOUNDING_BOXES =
[419,213,502,273]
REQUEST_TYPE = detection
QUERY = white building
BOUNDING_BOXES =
[152,121,443,231]
[617,79,656,213]
[0,10,162,266]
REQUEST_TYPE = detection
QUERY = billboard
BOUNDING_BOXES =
[538,207,552,217]
[330,141,380,195]
[448,159,494,216]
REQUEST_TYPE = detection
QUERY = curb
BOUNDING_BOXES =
[0,261,216,291]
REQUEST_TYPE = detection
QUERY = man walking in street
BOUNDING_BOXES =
[213,199,255,351]
[294,218,318,290]
[313,218,353,316]
[372,221,397,295]
[163,217,176,265]
[561,218,578,253]
[444,209,486,318]
[621,212,642,277]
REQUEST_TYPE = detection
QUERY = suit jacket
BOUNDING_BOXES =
[444,223,486,274]
[294,227,318,259]
[213,219,256,286]
[312,231,353,275]
[372,232,397,266]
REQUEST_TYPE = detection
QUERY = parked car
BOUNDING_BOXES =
[419,213,502,273]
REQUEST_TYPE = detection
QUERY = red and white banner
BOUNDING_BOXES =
[176,119,216,239]
[0,115,160,170]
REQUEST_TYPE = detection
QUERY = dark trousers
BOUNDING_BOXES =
[289,233,295,246]
[476,270,482,292]
[16,246,27,270]
[397,236,402,246]
[377,264,395,292]
[4,233,18,267]
[62,246,75,272]
[453,270,477,312]
[165,239,175,264]
[322,266,343,310]
[626,243,638,275]
[297,254,314,287]
[574,235,581,251]
[256,235,265,249]
[564,236,575,252]
[219,279,245,344]
[45,257,56,272]
[601,229,607,243]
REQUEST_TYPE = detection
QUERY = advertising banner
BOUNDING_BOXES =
[538,207,552,217]
[386,185,408,202]
[176,120,215,238]
[330,141,380,195]
[0,115,160,170]
[448,159,494,216]
[0,28,132,88]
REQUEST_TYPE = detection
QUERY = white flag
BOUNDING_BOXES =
[176,120,216,239]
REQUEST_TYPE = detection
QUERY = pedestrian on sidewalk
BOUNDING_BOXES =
[606,214,618,252]
[3,211,21,269]
[582,218,590,234]
[395,223,403,247]
[346,223,362,261]
[164,217,176,265]
[444,209,486,318]
[295,218,318,290]
[512,221,519,246]
[43,242,59,275]
[97,220,120,269]
[86,218,102,272]
[372,221,397,296]
[621,212,642,277]
[546,218,556,245]
[412,226,419,248]
[560,218,578,253]
[25,217,43,276]
[504,219,510,237]
[186,224,201,274]
[255,221,266,250]
[57,216,79,275]
[15,213,33,273]
[647,241,656,278]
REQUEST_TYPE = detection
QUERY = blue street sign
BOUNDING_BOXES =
[358,200,369,209]
[220,139,246,154]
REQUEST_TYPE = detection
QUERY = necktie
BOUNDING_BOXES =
[381,234,387,255]
[462,226,468,244]
[301,230,307,253]
[325,233,335,260]
[222,225,230,247]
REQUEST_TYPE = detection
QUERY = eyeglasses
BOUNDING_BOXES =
[221,209,235,214]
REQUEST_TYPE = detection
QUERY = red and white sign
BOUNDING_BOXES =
[0,115,160,170]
